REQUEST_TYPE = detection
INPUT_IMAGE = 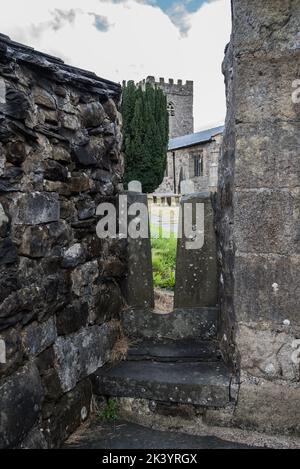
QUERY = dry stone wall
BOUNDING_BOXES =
[0,34,126,448]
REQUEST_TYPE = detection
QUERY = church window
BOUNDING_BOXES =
[167,102,175,116]
[194,154,203,177]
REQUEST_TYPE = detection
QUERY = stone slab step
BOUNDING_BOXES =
[127,339,222,362]
[121,307,219,341]
[93,360,231,407]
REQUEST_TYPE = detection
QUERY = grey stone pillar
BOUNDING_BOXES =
[122,191,154,310]
[217,0,300,434]
[174,192,218,309]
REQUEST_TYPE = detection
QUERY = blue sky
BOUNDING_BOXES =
[156,0,207,13]
[0,0,231,129]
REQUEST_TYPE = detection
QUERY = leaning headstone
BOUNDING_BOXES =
[180,179,194,195]
[128,180,142,193]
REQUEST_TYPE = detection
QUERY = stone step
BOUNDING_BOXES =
[121,307,219,341]
[127,339,222,362]
[93,360,232,407]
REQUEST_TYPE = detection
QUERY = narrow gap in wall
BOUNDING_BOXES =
[148,195,180,313]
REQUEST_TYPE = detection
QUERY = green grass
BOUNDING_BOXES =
[151,225,177,290]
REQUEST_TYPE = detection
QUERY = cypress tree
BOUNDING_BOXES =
[122,81,169,193]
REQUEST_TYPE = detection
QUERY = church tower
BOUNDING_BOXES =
[140,76,194,139]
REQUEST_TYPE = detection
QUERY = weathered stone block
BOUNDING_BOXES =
[72,143,98,167]
[70,173,91,193]
[235,253,300,324]
[0,202,9,237]
[43,180,71,196]
[99,256,126,278]
[60,199,77,220]
[235,123,300,190]
[0,264,19,303]
[236,323,299,382]
[71,260,98,297]
[56,301,89,336]
[22,317,57,357]
[90,282,123,325]
[0,363,43,448]
[0,88,30,120]
[53,323,118,392]
[62,243,86,268]
[6,141,27,166]
[103,98,119,122]
[0,286,39,330]
[33,87,57,110]
[233,373,300,435]
[79,102,106,128]
[13,192,60,225]
[19,426,48,449]
[234,189,300,255]
[233,0,300,54]
[236,54,300,124]
[0,327,23,378]
[52,146,71,163]
[43,160,68,182]
[76,197,96,220]
[41,369,63,402]
[0,237,17,265]
[61,113,80,131]
[18,221,72,258]
[42,379,92,448]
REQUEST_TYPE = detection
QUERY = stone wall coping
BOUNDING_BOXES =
[0,34,121,99]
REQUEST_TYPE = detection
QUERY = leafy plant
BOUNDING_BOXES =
[99,398,119,422]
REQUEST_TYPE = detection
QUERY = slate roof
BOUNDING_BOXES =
[168,125,224,151]
[0,33,121,100]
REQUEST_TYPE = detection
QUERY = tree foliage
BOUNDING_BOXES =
[122,81,169,193]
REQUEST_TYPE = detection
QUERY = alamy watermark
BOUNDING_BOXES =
[95,195,205,250]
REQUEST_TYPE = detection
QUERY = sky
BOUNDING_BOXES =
[0,0,232,130]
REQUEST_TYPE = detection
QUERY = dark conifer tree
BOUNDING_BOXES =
[122,81,169,193]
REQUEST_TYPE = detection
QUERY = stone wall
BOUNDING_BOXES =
[0,34,126,448]
[156,134,222,194]
[217,1,300,435]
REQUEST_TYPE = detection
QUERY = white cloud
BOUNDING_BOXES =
[0,0,231,130]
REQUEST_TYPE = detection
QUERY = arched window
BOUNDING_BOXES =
[167,102,175,116]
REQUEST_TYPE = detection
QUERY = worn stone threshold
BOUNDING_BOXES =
[93,360,232,407]
[63,420,253,449]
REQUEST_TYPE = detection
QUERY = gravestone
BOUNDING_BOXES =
[128,180,142,193]
[180,179,194,195]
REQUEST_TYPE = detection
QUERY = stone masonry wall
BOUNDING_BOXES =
[0,34,126,448]
[140,77,194,139]
[156,134,222,194]
[217,1,300,435]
